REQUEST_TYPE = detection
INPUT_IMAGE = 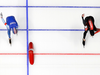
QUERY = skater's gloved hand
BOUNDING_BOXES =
[0,13,3,18]
[6,24,9,29]
[82,14,84,18]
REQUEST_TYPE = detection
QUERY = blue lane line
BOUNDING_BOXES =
[18,29,27,31]
[28,6,100,8]
[0,29,26,31]
[28,29,84,31]
[0,29,7,31]
[0,6,100,8]
[26,0,29,75]
[0,29,84,31]
[0,6,26,8]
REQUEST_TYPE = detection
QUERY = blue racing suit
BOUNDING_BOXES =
[1,16,18,38]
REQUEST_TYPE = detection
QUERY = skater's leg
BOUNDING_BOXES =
[92,24,100,34]
[94,27,100,34]
[12,27,17,34]
[7,29,11,44]
[7,29,11,38]
[82,30,88,47]
[83,30,88,39]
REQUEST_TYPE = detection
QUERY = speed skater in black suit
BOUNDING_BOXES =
[82,14,100,47]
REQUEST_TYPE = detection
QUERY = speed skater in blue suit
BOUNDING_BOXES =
[0,13,18,44]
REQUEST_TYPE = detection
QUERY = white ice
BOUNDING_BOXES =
[0,0,100,75]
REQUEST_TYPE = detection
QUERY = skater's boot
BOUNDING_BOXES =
[9,38,11,44]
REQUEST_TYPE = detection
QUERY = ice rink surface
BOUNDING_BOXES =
[0,0,100,75]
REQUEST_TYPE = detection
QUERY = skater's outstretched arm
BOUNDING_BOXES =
[82,14,86,25]
[1,18,9,29]
[82,14,88,31]
[0,13,9,29]
[1,17,7,25]
[0,13,6,25]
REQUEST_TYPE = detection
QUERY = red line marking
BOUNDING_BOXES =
[0,53,100,55]
[35,53,100,55]
[0,53,27,55]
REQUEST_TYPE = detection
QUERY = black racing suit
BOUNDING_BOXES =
[82,16,97,39]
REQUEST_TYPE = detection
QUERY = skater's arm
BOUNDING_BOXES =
[82,14,87,26]
[0,13,7,25]
[82,16,86,25]
[82,14,88,31]
[1,18,9,29]
[0,13,9,29]
[1,18,7,25]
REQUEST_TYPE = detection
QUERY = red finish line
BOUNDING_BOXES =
[0,53,100,55]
